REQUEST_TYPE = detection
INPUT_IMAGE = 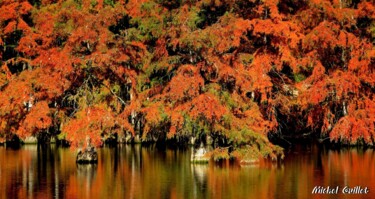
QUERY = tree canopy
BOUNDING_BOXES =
[1,0,374,161]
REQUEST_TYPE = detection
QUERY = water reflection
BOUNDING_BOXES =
[191,164,208,190]
[0,144,374,199]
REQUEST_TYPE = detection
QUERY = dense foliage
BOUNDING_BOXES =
[1,0,374,161]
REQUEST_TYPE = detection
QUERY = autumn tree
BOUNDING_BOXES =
[1,0,374,161]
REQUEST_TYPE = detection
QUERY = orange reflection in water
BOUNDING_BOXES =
[0,146,32,199]
[0,144,375,199]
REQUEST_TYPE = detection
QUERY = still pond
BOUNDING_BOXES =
[0,144,374,199]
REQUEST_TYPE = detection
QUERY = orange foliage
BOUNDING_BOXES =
[188,93,228,123]
[0,0,374,156]
[163,65,203,104]
[62,105,133,148]
[17,101,52,138]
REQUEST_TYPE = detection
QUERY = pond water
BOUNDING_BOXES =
[0,144,374,199]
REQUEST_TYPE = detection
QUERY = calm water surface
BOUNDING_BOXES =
[0,144,374,199]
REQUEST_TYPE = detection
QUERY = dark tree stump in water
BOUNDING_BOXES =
[76,147,98,163]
